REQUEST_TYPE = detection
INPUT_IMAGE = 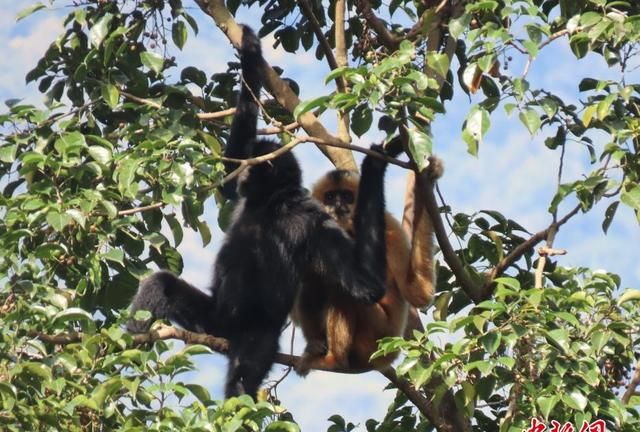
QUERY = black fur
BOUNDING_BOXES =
[128,26,390,399]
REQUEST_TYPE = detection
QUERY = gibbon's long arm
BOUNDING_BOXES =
[220,26,264,201]
[397,160,443,308]
[311,146,392,304]
[127,271,214,334]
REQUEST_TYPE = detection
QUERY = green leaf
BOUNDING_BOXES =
[92,378,123,408]
[87,145,112,164]
[265,421,300,432]
[23,362,52,382]
[426,52,450,79]
[562,390,588,411]
[621,185,640,210]
[602,201,619,234]
[407,127,432,171]
[140,51,165,75]
[494,277,521,291]
[185,384,211,404]
[55,131,87,156]
[0,383,17,411]
[464,106,490,155]
[324,66,350,84]
[351,105,372,137]
[52,308,93,328]
[101,84,119,109]
[47,211,73,232]
[197,220,212,246]
[519,108,541,134]
[480,333,501,354]
[293,96,330,119]
[103,249,124,265]
[0,144,17,163]
[537,394,559,419]
[89,13,113,47]
[449,13,471,39]
[66,209,86,228]
[523,40,539,57]
[17,3,46,21]
[544,329,569,353]
[172,21,188,50]
[617,289,640,306]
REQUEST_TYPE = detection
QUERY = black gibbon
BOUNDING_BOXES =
[128,26,393,398]
[293,149,443,374]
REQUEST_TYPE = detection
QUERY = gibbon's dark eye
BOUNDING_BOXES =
[339,190,354,204]
[325,190,336,203]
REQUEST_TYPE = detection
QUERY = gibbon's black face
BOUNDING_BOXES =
[323,189,355,218]
[317,169,359,226]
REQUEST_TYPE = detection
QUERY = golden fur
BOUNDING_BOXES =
[294,159,442,372]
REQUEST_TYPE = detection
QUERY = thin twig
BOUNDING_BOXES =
[258,122,300,135]
[198,108,236,120]
[298,0,342,84]
[534,245,567,288]
[487,204,580,284]
[121,91,162,109]
[118,202,165,216]
[522,28,582,78]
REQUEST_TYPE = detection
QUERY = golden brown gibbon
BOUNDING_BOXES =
[293,155,443,374]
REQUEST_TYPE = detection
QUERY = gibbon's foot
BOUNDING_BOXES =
[295,340,327,376]
[295,351,347,376]
[426,155,444,180]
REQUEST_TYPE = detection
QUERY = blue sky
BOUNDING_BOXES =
[2,2,639,430]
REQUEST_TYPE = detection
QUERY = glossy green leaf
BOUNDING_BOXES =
[293,96,330,119]
[407,127,432,171]
[89,13,113,47]
[140,51,164,75]
[172,21,188,49]
[519,108,541,134]
[17,3,46,21]
[621,185,640,210]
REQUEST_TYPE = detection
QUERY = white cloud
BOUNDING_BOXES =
[0,13,63,102]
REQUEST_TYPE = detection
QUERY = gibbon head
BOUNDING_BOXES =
[312,170,360,232]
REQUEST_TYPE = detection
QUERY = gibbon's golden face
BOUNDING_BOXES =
[312,170,360,233]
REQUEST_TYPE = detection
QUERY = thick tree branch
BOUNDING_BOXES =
[623,361,640,404]
[355,0,400,50]
[417,172,485,302]
[334,0,351,143]
[192,0,356,170]
[31,325,367,374]
[34,324,472,428]
[382,368,471,432]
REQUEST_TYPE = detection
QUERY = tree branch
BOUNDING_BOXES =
[623,360,640,404]
[355,0,400,50]
[192,0,356,170]
[487,204,580,285]
[31,325,367,374]
[381,368,471,432]
[334,0,351,143]
[417,172,485,302]
[522,27,583,78]
[118,202,165,216]
[298,0,342,84]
